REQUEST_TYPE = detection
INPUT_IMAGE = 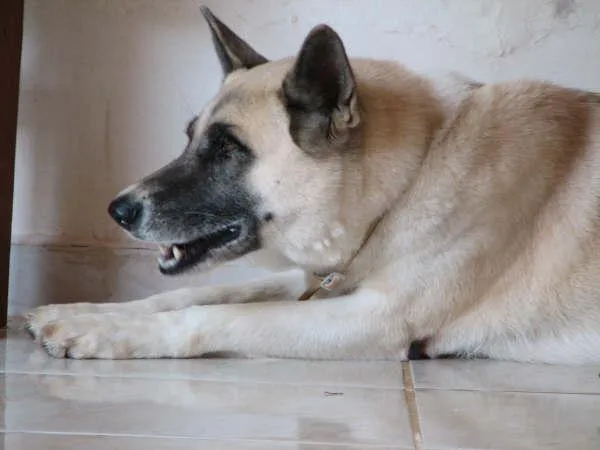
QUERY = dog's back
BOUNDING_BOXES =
[371,79,600,364]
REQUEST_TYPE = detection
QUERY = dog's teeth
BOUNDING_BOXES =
[173,246,183,261]
[159,245,170,257]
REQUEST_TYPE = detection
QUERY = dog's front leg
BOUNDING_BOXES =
[39,289,406,360]
[25,270,305,340]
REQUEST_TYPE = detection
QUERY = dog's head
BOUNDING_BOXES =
[108,7,363,275]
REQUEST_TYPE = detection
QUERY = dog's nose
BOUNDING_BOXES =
[108,195,142,229]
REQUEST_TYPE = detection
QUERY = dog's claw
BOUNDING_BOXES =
[24,323,37,340]
[41,336,68,359]
[41,340,53,356]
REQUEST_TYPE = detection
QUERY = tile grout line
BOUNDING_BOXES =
[402,361,423,450]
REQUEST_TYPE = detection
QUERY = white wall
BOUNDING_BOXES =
[13,0,600,247]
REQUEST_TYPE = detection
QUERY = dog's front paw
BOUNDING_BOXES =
[24,303,100,341]
[38,315,137,359]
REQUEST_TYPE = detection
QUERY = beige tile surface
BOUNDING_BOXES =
[0,331,412,448]
[416,389,600,450]
[412,359,600,394]
[0,432,408,449]
[4,330,600,450]
[0,372,411,446]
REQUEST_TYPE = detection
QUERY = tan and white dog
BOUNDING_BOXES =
[25,7,600,364]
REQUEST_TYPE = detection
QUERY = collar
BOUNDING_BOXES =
[297,214,385,301]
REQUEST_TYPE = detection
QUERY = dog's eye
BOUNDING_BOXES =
[216,135,242,159]
[221,136,237,151]
[201,122,251,161]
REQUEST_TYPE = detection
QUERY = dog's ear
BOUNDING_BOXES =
[200,6,268,76]
[283,25,361,156]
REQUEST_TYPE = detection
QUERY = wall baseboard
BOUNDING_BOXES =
[11,233,156,250]
[8,244,274,316]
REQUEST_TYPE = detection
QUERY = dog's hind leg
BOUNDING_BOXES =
[24,270,305,341]
[37,288,407,360]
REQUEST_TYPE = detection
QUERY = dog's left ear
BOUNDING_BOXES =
[283,25,361,156]
[200,6,268,76]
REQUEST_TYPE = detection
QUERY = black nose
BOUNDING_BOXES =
[108,195,142,229]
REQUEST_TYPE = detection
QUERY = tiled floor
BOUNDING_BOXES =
[1,328,599,449]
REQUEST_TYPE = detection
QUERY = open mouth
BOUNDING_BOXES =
[157,223,244,275]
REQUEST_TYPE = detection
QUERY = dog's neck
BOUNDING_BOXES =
[287,61,448,275]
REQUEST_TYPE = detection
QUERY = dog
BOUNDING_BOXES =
[24,7,600,364]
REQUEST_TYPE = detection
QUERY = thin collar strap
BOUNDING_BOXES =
[297,214,385,301]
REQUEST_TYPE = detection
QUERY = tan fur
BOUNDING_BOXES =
[25,22,600,364]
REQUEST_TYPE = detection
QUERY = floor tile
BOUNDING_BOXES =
[416,389,600,449]
[1,432,408,449]
[412,359,600,394]
[0,372,413,447]
[0,331,404,389]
